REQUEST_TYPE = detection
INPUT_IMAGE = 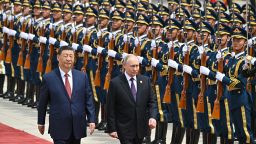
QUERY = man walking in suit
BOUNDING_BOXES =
[107,54,157,144]
[37,46,96,144]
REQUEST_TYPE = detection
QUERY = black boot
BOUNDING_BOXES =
[19,82,30,104]
[207,133,217,144]
[14,80,25,102]
[160,122,168,144]
[23,83,34,106]
[0,74,5,97]
[98,104,107,131]
[153,122,166,144]
[3,76,12,99]
[191,129,200,144]
[172,125,185,144]
[31,85,40,108]
[142,128,151,144]
[27,84,35,107]
[94,100,100,127]
[152,122,160,143]
[186,128,192,144]
[7,77,16,100]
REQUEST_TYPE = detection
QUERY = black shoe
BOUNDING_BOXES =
[22,98,32,105]
[27,100,35,107]
[31,102,38,109]
[14,94,25,102]
[153,139,165,144]
[98,122,107,131]
[3,92,13,99]
[142,136,151,144]
[17,96,26,104]
[96,121,104,129]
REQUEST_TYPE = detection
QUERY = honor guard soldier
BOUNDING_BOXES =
[126,0,136,13]
[0,0,5,97]
[61,3,73,44]
[216,27,254,143]
[149,14,171,144]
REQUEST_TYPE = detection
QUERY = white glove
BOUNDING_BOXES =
[19,32,28,39]
[168,59,178,69]
[200,66,210,76]
[97,31,102,37]
[108,49,117,57]
[8,29,17,36]
[122,52,128,59]
[39,36,47,44]
[216,51,222,59]
[28,33,35,40]
[109,33,113,40]
[60,40,68,47]
[251,57,256,65]
[135,37,139,46]
[49,37,57,45]
[60,25,65,32]
[123,34,128,42]
[168,41,173,49]
[137,56,143,64]
[72,43,79,50]
[49,23,53,30]
[97,46,105,54]
[83,44,92,53]
[182,44,188,55]
[8,15,14,22]
[83,28,87,35]
[2,13,6,20]
[151,40,156,48]
[84,2,89,7]
[198,45,204,54]
[71,27,76,34]
[151,58,159,67]
[183,64,192,75]
[2,26,9,34]
[39,22,43,28]
[216,72,225,82]
[248,37,256,47]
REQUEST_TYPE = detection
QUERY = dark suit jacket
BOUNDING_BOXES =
[107,74,157,140]
[38,68,95,140]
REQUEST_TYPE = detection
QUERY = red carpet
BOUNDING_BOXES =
[0,123,51,144]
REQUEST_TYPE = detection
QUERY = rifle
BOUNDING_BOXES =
[24,19,34,69]
[104,2,115,90]
[37,22,45,73]
[179,1,189,109]
[5,2,13,64]
[94,13,103,86]
[17,7,27,67]
[196,0,207,113]
[0,4,8,61]
[82,3,89,72]
[45,4,55,74]
[163,10,174,104]
[212,0,222,120]
[134,0,141,56]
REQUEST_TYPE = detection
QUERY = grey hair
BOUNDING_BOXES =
[122,54,139,65]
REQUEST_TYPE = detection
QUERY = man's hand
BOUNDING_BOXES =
[38,125,45,135]
[109,132,118,139]
[89,123,95,135]
[148,118,156,129]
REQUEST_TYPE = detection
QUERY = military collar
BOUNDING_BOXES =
[24,15,31,19]
[14,13,22,18]
[221,47,228,53]
[139,34,147,41]
[75,23,83,29]
[112,29,122,36]
[155,36,162,42]
[42,18,50,23]
[187,40,194,45]
[87,25,95,31]
[100,27,108,32]
[127,32,133,36]
[64,22,72,27]
[35,17,43,23]
[53,20,63,26]
[235,51,244,59]
[5,10,11,15]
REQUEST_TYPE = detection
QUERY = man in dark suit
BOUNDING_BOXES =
[107,54,157,144]
[37,46,96,144]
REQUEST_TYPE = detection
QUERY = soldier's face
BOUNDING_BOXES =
[167,28,178,40]
[137,23,147,35]
[185,29,194,40]
[57,50,75,70]
[34,7,41,16]
[168,3,177,12]
[14,4,21,14]
[250,25,256,35]
[63,12,72,22]
[198,32,209,44]
[112,19,123,30]
[220,34,229,46]
[53,11,62,20]
[207,18,215,27]
[86,15,96,25]
[127,8,134,13]
[117,7,125,13]
[42,9,51,18]
[99,17,109,28]
[75,14,83,23]
[23,6,30,16]
[233,38,246,52]
[127,21,134,32]
[123,56,140,77]
[151,25,161,36]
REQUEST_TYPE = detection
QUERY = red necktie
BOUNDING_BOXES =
[65,73,72,98]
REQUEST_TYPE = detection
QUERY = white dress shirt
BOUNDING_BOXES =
[59,67,73,92]
[124,71,137,92]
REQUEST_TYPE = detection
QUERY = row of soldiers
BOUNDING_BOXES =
[1,0,256,143]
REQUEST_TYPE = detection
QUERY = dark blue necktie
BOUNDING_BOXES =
[130,78,136,101]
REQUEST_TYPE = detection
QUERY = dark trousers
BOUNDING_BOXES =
[53,133,81,144]
[119,137,143,144]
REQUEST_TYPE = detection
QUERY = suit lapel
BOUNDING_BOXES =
[71,69,77,99]
[54,68,71,101]
[136,75,142,103]
[120,74,136,103]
